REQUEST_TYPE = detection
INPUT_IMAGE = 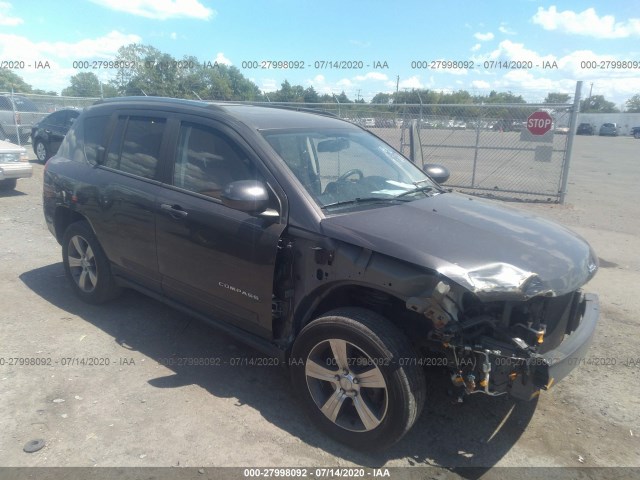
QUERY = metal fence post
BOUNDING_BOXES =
[559,81,582,204]
[471,104,483,188]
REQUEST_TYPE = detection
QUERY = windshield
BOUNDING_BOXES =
[262,129,440,210]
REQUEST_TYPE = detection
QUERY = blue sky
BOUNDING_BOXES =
[1,0,639,106]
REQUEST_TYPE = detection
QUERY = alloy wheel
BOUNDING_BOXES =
[304,338,388,432]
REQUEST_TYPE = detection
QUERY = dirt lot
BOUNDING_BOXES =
[0,134,639,474]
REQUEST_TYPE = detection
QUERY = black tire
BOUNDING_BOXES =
[34,139,49,163]
[0,179,17,191]
[290,307,426,450]
[62,221,121,304]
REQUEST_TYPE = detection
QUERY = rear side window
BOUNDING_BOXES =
[46,111,67,127]
[84,115,110,165]
[105,116,166,179]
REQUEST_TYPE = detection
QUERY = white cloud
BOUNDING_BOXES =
[474,32,494,41]
[498,23,516,35]
[471,43,481,52]
[169,32,177,40]
[90,0,215,20]
[353,72,388,82]
[0,30,141,60]
[0,30,141,94]
[349,39,371,48]
[336,78,353,88]
[476,40,638,81]
[398,76,423,90]
[532,6,640,38]
[214,52,232,65]
[261,79,277,93]
[0,1,22,26]
[471,80,491,89]
[476,39,556,65]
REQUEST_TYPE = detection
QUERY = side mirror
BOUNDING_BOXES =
[423,163,450,184]
[221,180,270,214]
[96,145,105,165]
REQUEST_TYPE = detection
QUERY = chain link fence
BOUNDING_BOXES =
[254,99,577,202]
[0,92,99,145]
[1,91,578,202]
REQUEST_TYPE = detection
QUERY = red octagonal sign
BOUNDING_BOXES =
[527,111,553,135]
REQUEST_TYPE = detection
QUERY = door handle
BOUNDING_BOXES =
[160,203,188,218]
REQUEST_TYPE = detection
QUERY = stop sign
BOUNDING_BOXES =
[527,111,553,135]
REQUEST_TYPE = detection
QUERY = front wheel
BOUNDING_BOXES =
[290,308,426,450]
[62,221,121,304]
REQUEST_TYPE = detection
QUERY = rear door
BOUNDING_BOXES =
[89,111,170,291]
[155,115,286,338]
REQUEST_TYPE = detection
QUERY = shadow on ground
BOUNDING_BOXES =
[21,263,538,476]
[0,188,27,197]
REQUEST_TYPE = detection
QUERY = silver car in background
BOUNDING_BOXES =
[599,122,618,136]
[0,139,32,191]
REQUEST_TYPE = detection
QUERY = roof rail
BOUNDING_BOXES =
[245,103,340,118]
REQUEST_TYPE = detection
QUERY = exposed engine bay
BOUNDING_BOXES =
[406,280,592,401]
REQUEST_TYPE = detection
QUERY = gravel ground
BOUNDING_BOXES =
[0,135,638,475]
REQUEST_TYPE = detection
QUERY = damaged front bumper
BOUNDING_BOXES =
[510,293,599,400]
[436,292,600,402]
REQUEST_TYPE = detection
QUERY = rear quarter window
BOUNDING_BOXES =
[83,115,110,164]
[104,116,166,179]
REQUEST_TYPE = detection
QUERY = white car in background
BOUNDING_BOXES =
[0,139,32,191]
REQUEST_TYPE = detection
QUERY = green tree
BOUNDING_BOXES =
[371,92,392,104]
[303,86,319,103]
[0,70,33,93]
[544,92,570,104]
[625,94,640,113]
[335,91,352,103]
[580,95,619,113]
[62,72,102,97]
[485,90,526,104]
[31,89,59,96]
[109,44,262,101]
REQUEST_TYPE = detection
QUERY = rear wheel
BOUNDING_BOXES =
[62,221,121,304]
[34,140,49,163]
[291,308,426,450]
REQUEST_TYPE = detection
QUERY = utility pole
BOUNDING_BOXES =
[395,75,399,97]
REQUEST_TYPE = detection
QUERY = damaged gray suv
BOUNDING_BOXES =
[43,97,599,449]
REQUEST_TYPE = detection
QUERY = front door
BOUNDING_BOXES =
[155,117,285,338]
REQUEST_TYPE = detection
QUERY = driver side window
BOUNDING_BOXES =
[173,123,261,200]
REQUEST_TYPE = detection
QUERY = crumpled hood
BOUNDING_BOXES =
[320,193,598,300]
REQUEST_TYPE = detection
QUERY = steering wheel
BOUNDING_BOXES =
[337,169,364,182]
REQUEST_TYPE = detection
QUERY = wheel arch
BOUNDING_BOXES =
[291,281,431,344]
[53,207,88,244]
